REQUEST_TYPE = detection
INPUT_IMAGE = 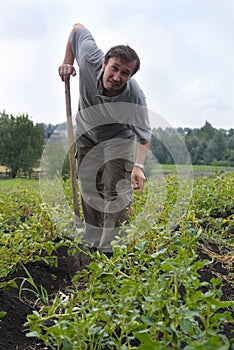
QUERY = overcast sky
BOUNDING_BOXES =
[0,0,233,129]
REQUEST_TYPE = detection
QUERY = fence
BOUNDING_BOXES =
[0,169,41,180]
[0,171,10,179]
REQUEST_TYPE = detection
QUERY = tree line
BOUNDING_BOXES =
[31,120,234,168]
[0,112,233,179]
[150,121,234,166]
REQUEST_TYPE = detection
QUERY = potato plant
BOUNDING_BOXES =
[0,173,233,349]
[0,184,71,282]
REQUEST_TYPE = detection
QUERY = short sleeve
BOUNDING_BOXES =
[70,28,104,67]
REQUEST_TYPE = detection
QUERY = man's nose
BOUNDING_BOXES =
[113,71,121,81]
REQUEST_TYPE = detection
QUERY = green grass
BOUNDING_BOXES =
[0,178,39,191]
[1,165,234,192]
[152,164,234,175]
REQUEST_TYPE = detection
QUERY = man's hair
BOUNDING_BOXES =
[104,45,140,76]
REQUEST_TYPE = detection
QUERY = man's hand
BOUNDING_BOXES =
[131,166,146,194]
[58,64,76,82]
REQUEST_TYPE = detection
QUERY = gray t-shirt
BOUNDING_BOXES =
[70,28,151,144]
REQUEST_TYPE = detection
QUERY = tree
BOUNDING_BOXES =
[200,121,216,139]
[0,112,44,178]
[210,133,227,162]
[150,128,172,164]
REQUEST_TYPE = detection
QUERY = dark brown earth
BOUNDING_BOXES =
[0,247,71,350]
[0,244,233,350]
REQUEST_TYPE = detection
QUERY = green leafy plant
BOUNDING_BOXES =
[0,311,7,319]
[18,265,49,307]
[0,184,70,283]
[1,174,233,349]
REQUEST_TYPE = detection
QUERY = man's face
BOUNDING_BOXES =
[102,57,137,96]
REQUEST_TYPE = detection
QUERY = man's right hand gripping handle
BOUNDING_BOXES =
[58,63,76,82]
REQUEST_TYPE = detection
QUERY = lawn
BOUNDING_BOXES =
[152,164,234,176]
[0,178,39,190]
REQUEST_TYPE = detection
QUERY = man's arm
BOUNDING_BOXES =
[58,23,86,82]
[131,141,150,194]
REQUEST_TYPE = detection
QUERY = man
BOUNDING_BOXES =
[59,23,151,255]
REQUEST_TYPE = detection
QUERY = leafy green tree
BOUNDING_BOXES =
[222,132,234,166]
[200,121,216,139]
[210,133,227,162]
[37,122,56,139]
[150,129,172,164]
[0,111,44,178]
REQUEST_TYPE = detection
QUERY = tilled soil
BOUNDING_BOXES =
[0,247,71,350]
[0,245,233,350]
